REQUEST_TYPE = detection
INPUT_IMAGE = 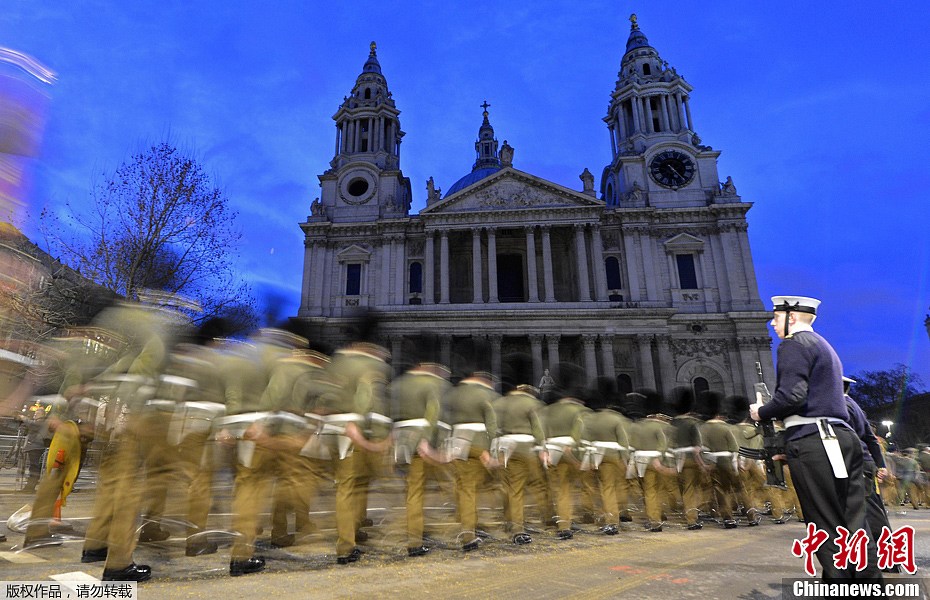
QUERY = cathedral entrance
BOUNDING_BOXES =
[497,253,525,302]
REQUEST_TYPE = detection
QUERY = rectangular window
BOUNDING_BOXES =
[676,254,698,290]
[346,264,361,295]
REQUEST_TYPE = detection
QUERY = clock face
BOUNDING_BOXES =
[649,150,695,188]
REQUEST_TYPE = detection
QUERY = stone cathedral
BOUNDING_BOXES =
[295,16,775,399]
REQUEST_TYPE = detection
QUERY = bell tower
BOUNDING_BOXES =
[318,42,412,222]
[601,15,726,209]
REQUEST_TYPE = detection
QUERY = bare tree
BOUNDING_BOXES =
[42,142,255,324]
[849,363,925,409]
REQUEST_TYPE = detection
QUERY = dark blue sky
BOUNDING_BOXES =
[4,2,929,384]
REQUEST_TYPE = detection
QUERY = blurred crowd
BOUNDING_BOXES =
[2,299,928,582]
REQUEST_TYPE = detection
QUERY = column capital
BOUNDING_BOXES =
[545,333,561,344]
[528,334,544,344]
[540,224,552,233]
[524,224,537,233]
[635,333,654,344]
[590,222,601,233]
[440,230,449,239]
[581,334,598,346]
[573,222,588,232]
[486,333,503,345]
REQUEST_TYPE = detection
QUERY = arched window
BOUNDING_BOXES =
[693,377,709,397]
[605,257,622,290]
[642,64,651,76]
[617,374,633,397]
[606,182,614,206]
[408,262,423,294]
[364,88,372,100]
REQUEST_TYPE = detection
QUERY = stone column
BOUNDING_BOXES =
[590,224,608,301]
[394,236,406,305]
[736,225,761,308]
[487,228,499,303]
[390,335,404,377]
[489,334,502,390]
[440,335,452,370]
[574,224,591,301]
[636,334,657,390]
[582,334,598,382]
[617,104,627,139]
[655,335,675,397]
[541,226,555,302]
[622,228,641,302]
[380,238,392,306]
[640,229,659,302]
[525,226,539,302]
[319,241,333,315]
[684,96,693,131]
[674,92,684,132]
[643,96,654,133]
[472,228,483,303]
[424,232,435,304]
[737,338,759,399]
[658,94,670,132]
[300,240,314,314]
[599,334,615,380]
[529,334,544,386]
[631,97,641,133]
[353,119,360,152]
[608,125,617,157]
[439,231,450,304]
[545,334,560,370]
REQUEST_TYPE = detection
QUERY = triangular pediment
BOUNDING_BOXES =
[663,233,705,252]
[421,168,603,214]
[335,244,372,262]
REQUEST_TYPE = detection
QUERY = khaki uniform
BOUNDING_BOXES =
[539,398,588,532]
[445,377,498,546]
[389,366,450,548]
[699,418,740,521]
[628,417,668,526]
[492,388,552,533]
[670,413,707,526]
[581,408,631,527]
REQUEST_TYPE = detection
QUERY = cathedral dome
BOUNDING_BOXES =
[444,166,500,198]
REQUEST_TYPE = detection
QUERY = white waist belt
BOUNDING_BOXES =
[784,415,846,428]
[180,401,225,414]
[219,412,269,427]
[546,436,575,446]
[500,434,535,443]
[394,418,430,429]
[160,375,197,388]
[368,412,392,425]
[672,446,701,454]
[633,450,661,458]
[453,423,487,433]
[145,399,176,409]
[592,441,624,451]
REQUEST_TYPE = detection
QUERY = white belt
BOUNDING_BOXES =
[145,399,176,409]
[218,412,270,428]
[592,441,625,451]
[394,418,430,429]
[631,450,661,478]
[546,436,575,446]
[707,451,734,457]
[325,413,364,425]
[160,375,197,388]
[368,412,392,425]
[453,423,487,433]
[179,401,225,415]
[633,450,661,458]
[500,434,535,443]
[784,415,846,428]
[270,411,308,426]
[672,446,701,454]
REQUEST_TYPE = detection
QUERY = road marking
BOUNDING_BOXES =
[0,550,47,563]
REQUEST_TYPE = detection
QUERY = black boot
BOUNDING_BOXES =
[102,563,151,582]
[229,556,265,576]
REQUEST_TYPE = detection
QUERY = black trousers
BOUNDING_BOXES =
[785,428,881,581]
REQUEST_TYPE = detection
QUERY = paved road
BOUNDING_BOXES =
[2,473,928,599]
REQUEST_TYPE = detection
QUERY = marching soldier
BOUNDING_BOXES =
[669,387,708,530]
[698,391,742,528]
[627,390,673,532]
[492,354,552,544]
[445,366,499,551]
[580,377,630,535]
[389,341,451,556]
[539,363,589,540]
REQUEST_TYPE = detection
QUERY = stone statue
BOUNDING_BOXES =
[579,168,595,195]
[426,177,441,204]
[539,369,554,391]
[626,181,644,203]
[720,176,737,196]
[500,140,514,167]
[310,198,322,216]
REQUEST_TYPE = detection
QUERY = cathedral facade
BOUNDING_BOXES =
[295,17,774,399]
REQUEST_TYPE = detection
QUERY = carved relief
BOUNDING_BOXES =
[408,240,425,257]
[669,337,729,360]
[602,229,620,250]
[476,182,536,208]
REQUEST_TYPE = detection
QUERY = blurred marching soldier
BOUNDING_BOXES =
[320,316,392,564]
[388,337,451,557]
[697,391,743,528]
[843,377,897,570]
[627,390,673,532]
[751,296,880,581]
[445,357,499,551]
[257,335,327,548]
[580,377,631,535]
[669,387,709,530]
[170,318,231,557]
[217,328,296,576]
[917,444,930,508]
[81,298,181,582]
[726,396,764,526]
[539,363,590,540]
[492,354,552,545]
[352,358,393,545]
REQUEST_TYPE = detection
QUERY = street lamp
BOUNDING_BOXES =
[882,420,894,439]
